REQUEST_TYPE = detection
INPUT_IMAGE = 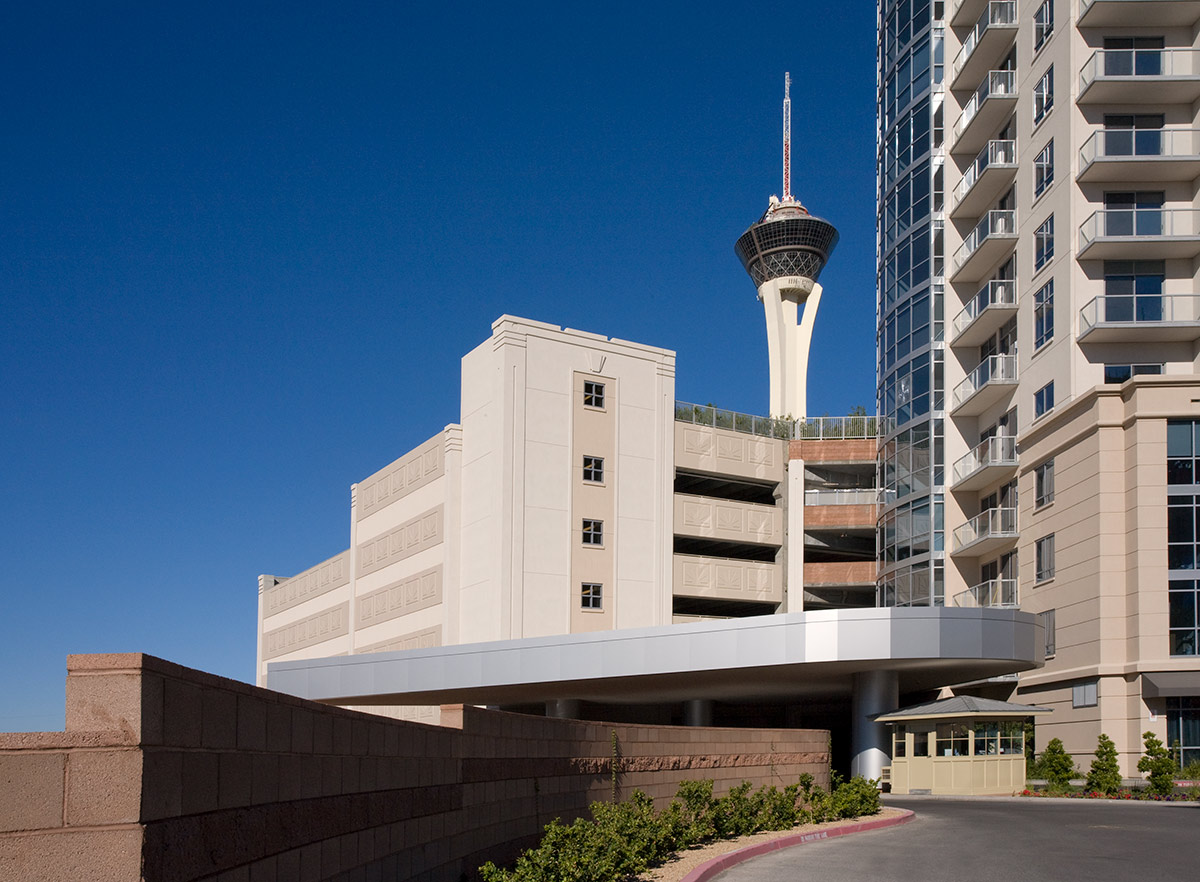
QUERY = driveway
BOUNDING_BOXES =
[714,797,1200,882]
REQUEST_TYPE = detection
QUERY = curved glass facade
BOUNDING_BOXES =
[877,0,946,606]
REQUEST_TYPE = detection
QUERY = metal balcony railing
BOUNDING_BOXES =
[953,578,1018,608]
[953,140,1016,207]
[952,279,1016,339]
[1079,207,1200,247]
[1079,127,1200,168]
[952,354,1018,410]
[953,210,1016,275]
[794,415,879,440]
[952,435,1018,486]
[954,70,1015,140]
[673,403,879,441]
[953,1,1017,80]
[803,488,879,506]
[1080,48,1200,91]
[1080,293,1200,331]
[953,506,1018,551]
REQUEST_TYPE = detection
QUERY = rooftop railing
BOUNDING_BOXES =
[674,403,879,440]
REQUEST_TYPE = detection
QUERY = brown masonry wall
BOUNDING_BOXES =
[790,439,877,463]
[0,653,830,882]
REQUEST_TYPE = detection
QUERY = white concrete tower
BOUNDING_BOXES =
[734,74,839,419]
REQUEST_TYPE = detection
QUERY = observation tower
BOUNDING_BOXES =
[734,73,839,419]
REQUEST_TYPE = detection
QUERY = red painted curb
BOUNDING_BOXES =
[679,810,916,882]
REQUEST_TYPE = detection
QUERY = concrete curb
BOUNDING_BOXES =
[679,810,916,882]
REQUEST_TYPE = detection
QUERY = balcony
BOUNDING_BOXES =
[951,280,1018,347]
[951,354,1017,416]
[1078,0,1200,28]
[951,140,1016,219]
[1078,49,1200,104]
[951,2,1018,90]
[953,70,1016,154]
[951,507,1018,557]
[1078,293,1200,342]
[1079,128,1200,182]
[951,210,1016,282]
[952,578,1018,608]
[1078,208,1200,259]
[950,0,991,26]
[804,489,878,506]
[951,435,1018,492]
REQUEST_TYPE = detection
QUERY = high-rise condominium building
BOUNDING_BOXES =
[877,0,1200,773]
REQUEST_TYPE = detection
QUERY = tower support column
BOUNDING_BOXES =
[759,277,823,418]
[850,669,898,781]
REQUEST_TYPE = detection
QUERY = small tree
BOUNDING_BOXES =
[1039,738,1076,788]
[1138,731,1177,796]
[1086,734,1122,795]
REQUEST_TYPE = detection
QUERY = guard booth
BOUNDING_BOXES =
[876,696,1050,795]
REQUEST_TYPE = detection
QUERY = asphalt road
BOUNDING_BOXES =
[715,797,1200,882]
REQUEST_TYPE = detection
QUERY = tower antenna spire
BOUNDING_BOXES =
[782,72,792,203]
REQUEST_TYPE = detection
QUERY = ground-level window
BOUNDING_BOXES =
[581,582,602,610]
[1167,697,1200,768]
[893,725,907,757]
[937,722,970,757]
[974,721,1024,755]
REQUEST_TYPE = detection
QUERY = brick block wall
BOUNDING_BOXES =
[0,654,829,882]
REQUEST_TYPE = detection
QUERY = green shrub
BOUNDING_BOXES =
[1037,738,1077,788]
[1138,731,1178,796]
[830,775,882,818]
[1177,759,1200,780]
[1086,733,1123,795]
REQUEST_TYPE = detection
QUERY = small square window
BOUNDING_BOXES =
[582,455,604,483]
[1072,680,1098,708]
[583,381,605,409]
[1036,533,1056,582]
[1036,459,1055,508]
[1035,381,1055,419]
[1035,215,1054,271]
[581,518,604,546]
[581,582,603,610]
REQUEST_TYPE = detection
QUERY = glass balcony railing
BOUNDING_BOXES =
[952,210,1016,274]
[804,488,879,506]
[1079,207,1200,248]
[952,434,1018,486]
[952,353,1018,410]
[953,140,1016,208]
[954,70,1015,140]
[1080,293,1200,332]
[953,1,1017,81]
[952,279,1017,340]
[1080,128,1200,169]
[1083,47,1199,81]
[953,578,1018,608]
[953,507,1018,552]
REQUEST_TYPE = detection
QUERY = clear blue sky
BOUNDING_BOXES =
[0,2,878,730]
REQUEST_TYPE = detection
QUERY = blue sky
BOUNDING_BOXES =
[0,2,878,730]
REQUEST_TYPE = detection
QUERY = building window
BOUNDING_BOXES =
[1103,259,1164,320]
[1033,66,1054,123]
[1034,381,1054,419]
[1034,215,1054,271]
[1169,581,1198,655]
[936,723,971,757]
[1167,697,1200,767]
[582,455,604,483]
[581,518,604,546]
[1041,609,1056,657]
[1035,460,1055,508]
[1072,680,1098,708]
[1034,141,1054,198]
[1104,363,1162,384]
[893,725,907,758]
[1034,0,1053,51]
[583,381,605,409]
[1167,419,1200,485]
[1034,279,1054,350]
[581,582,603,610]
[1036,534,1055,582]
